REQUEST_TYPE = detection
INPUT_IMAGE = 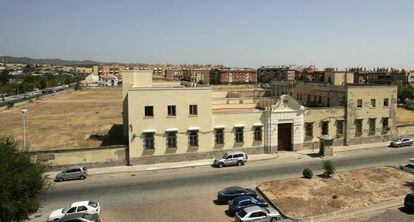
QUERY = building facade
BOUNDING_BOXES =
[210,68,257,84]
[123,70,397,164]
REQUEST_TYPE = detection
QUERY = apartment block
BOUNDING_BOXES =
[210,68,257,84]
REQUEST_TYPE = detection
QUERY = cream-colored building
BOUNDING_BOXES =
[123,70,397,163]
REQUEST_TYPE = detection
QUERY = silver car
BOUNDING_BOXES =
[235,206,281,222]
[213,151,248,168]
[55,166,88,182]
[390,138,413,147]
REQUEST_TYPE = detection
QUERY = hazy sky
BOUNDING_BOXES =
[0,0,413,69]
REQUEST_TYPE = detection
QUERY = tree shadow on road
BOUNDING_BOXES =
[213,199,227,206]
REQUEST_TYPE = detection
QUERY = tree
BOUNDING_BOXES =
[0,69,10,84]
[302,168,313,179]
[0,136,49,221]
[323,160,336,178]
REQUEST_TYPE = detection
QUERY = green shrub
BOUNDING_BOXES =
[323,160,336,177]
[303,168,313,179]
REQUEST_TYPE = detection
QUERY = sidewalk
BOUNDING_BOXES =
[44,141,390,178]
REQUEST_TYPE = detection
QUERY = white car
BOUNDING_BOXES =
[390,138,413,147]
[47,201,100,222]
[235,205,281,222]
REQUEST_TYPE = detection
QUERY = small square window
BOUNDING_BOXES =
[167,105,176,116]
[145,106,153,117]
[383,98,389,107]
[357,99,363,108]
[370,99,376,108]
[189,105,198,115]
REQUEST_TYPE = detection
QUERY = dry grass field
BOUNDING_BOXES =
[0,87,123,151]
[258,166,414,219]
[397,107,414,125]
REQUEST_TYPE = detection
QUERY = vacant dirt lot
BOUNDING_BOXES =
[0,87,123,150]
[397,108,414,125]
[258,166,414,219]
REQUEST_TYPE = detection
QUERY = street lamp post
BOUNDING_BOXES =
[21,109,28,151]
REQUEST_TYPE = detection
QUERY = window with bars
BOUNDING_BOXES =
[355,119,363,136]
[322,121,329,135]
[382,117,389,133]
[235,127,244,143]
[166,132,177,148]
[143,133,154,149]
[254,127,262,141]
[336,120,344,137]
[369,118,376,135]
[215,129,224,145]
[188,130,198,147]
[305,122,313,139]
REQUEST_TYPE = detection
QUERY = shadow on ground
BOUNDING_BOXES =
[100,124,124,146]
[398,206,414,215]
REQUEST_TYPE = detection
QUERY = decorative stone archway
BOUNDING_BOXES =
[264,95,304,153]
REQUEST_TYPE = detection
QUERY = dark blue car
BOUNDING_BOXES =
[217,186,257,204]
[228,196,268,215]
[405,193,414,211]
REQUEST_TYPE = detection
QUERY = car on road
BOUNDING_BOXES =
[54,166,88,182]
[217,186,257,203]
[404,193,414,211]
[58,212,100,222]
[229,196,268,215]
[399,163,414,174]
[235,205,281,222]
[48,201,100,222]
[213,151,248,168]
[390,138,413,147]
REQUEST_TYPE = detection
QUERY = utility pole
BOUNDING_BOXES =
[21,109,28,151]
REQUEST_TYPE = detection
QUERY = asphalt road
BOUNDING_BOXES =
[32,146,414,222]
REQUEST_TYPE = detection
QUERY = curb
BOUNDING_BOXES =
[256,186,300,220]
[46,154,281,177]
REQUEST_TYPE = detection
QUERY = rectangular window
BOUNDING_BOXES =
[382,117,389,133]
[235,127,244,143]
[143,133,154,149]
[336,120,344,137]
[355,119,363,136]
[322,121,329,135]
[370,99,376,108]
[167,105,176,116]
[189,105,198,115]
[188,130,198,147]
[305,122,313,139]
[383,98,389,107]
[369,118,376,135]
[144,106,154,117]
[166,132,177,148]
[357,99,363,108]
[215,129,224,145]
[254,127,262,141]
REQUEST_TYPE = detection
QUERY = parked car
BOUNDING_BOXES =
[229,196,268,215]
[405,193,414,211]
[217,186,257,203]
[55,166,88,182]
[390,138,413,147]
[400,163,414,174]
[58,212,100,222]
[48,201,100,222]
[213,151,248,168]
[235,205,281,222]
